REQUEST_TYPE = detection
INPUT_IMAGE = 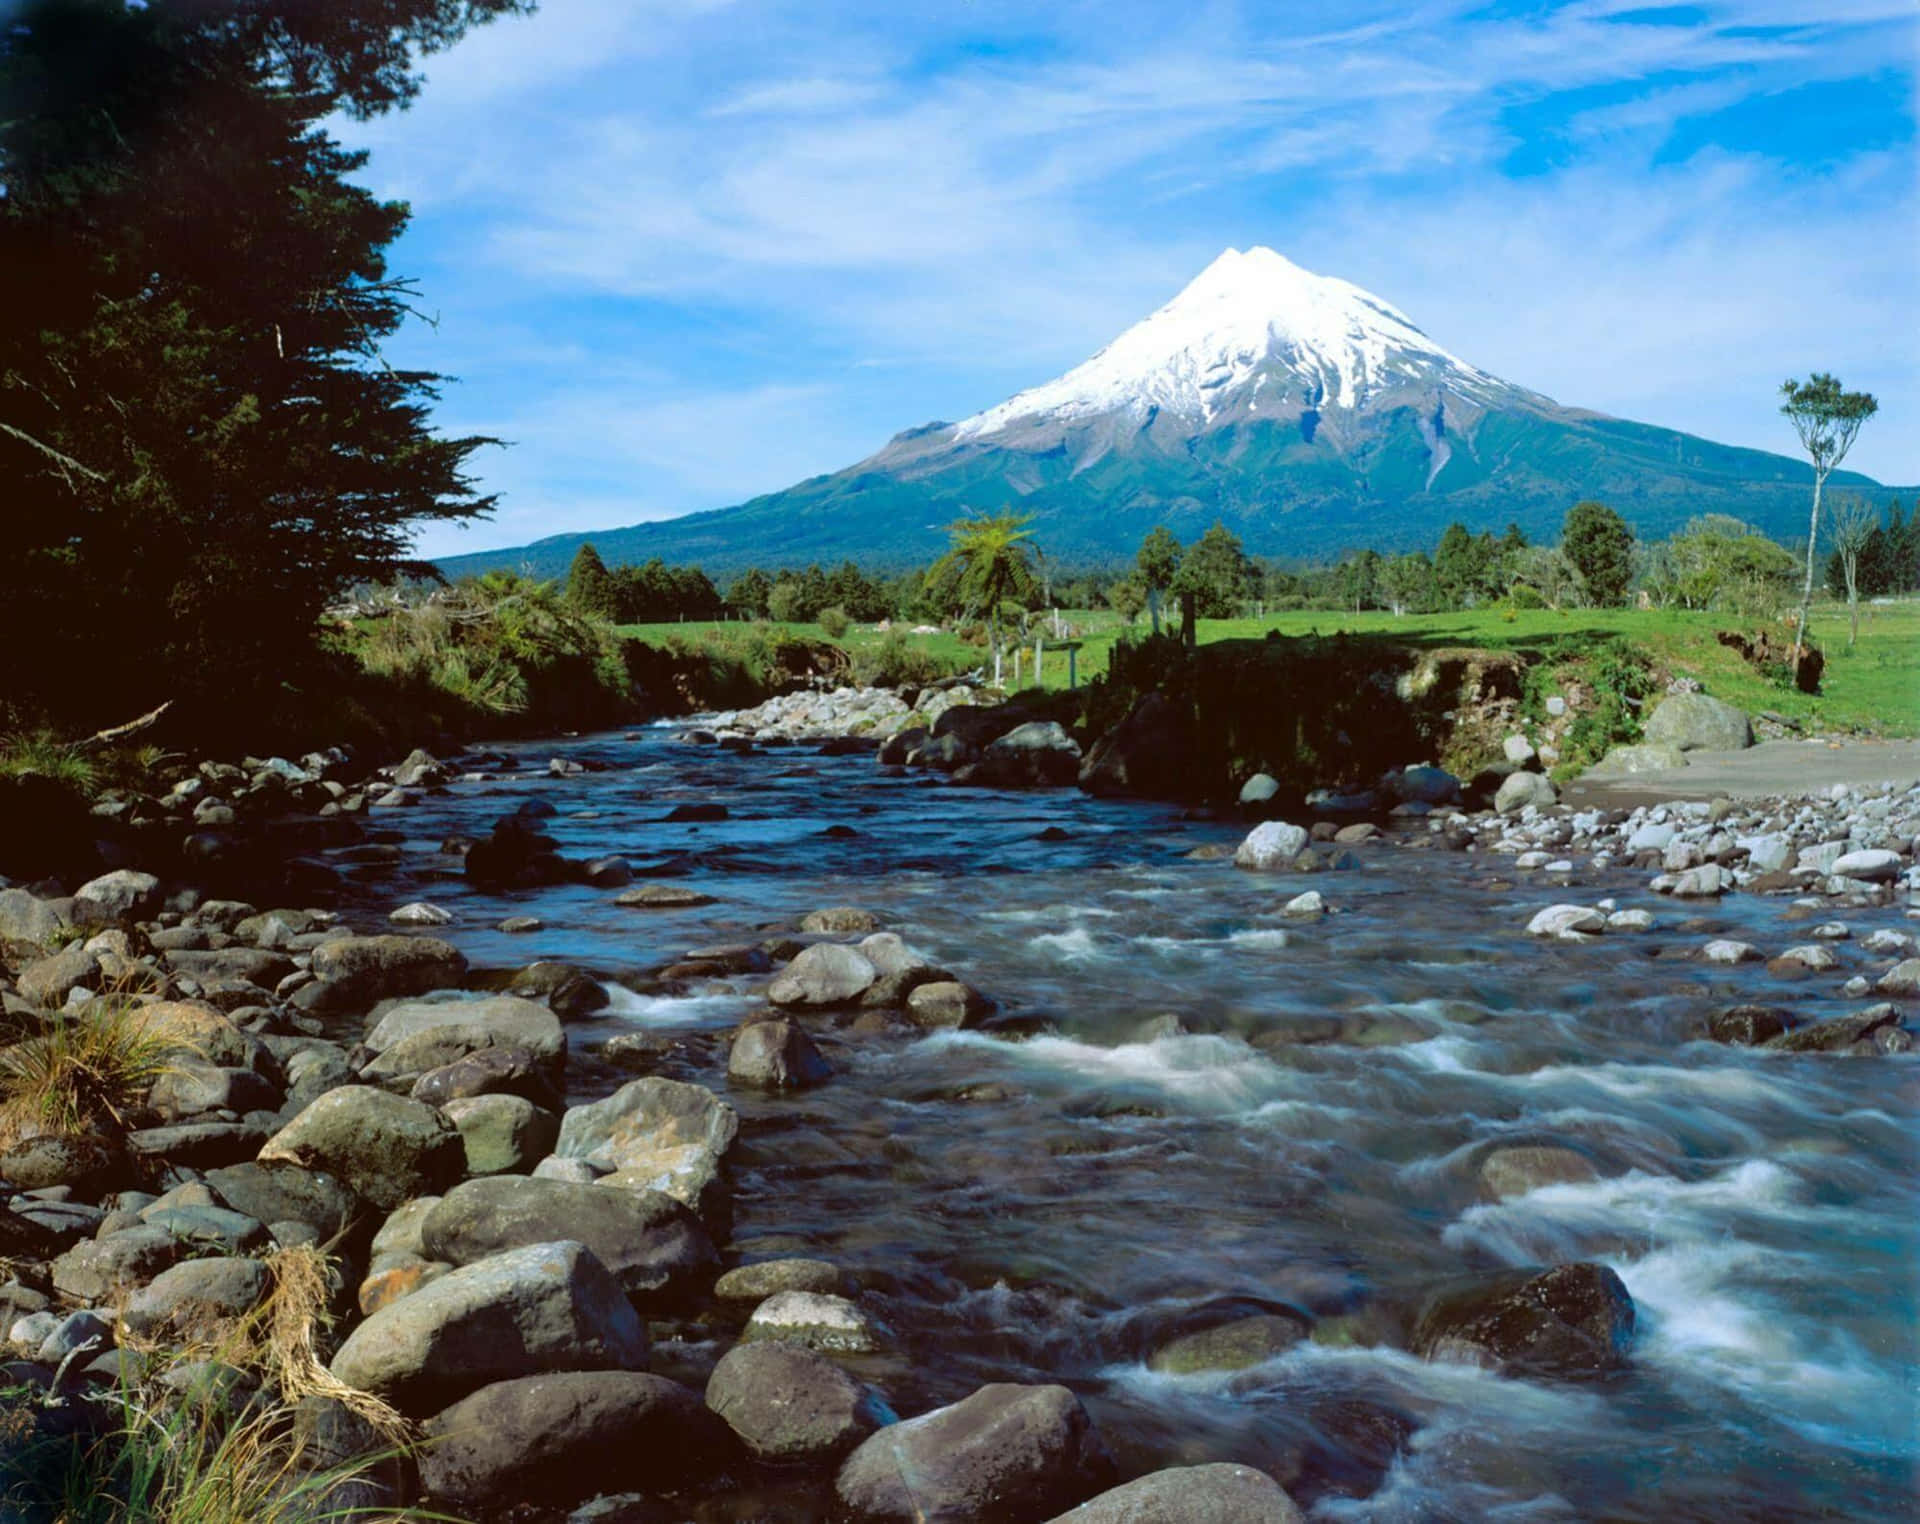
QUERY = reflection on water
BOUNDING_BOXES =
[327,727,1920,1519]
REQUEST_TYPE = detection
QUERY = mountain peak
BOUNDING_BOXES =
[949,246,1495,442]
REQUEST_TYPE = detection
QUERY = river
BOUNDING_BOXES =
[321,724,1919,1522]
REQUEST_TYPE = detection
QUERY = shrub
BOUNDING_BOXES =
[817,605,851,639]
[0,1001,175,1139]
[849,631,961,690]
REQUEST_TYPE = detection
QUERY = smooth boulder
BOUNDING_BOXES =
[330,1240,648,1414]
[1045,1464,1302,1523]
[837,1382,1112,1524]
[258,1087,463,1211]
[706,1341,889,1463]
[1411,1263,1633,1377]
[305,935,468,1011]
[769,943,878,1008]
[421,1177,717,1306]
[1233,822,1309,872]
[1643,693,1752,753]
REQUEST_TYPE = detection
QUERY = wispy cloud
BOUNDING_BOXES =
[335,0,1919,556]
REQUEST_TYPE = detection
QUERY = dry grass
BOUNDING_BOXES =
[0,1000,176,1143]
[2,1246,447,1524]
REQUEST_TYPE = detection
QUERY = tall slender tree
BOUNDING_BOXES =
[929,511,1039,686]
[1780,373,1878,658]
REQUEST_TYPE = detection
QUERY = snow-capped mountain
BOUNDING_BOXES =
[953,246,1503,436]
[440,249,1875,580]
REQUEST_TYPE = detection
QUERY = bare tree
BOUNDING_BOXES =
[1829,494,1877,649]
[1780,373,1879,659]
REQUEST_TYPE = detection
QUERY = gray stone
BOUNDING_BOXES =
[1238,773,1280,806]
[1412,1263,1634,1376]
[389,902,453,927]
[1644,693,1752,753]
[904,981,990,1030]
[1045,1464,1303,1524]
[51,1227,179,1302]
[554,1078,737,1215]
[742,1290,884,1354]
[707,1341,888,1463]
[122,1257,270,1341]
[800,907,882,934]
[1833,848,1903,883]
[442,1094,558,1176]
[149,1060,281,1122]
[769,943,879,1007]
[1495,771,1558,816]
[419,1370,727,1508]
[75,870,163,920]
[713,1259,843,1302]
[0,889,68,945]
[371,1197,441,1262]
[1147,1314,1309,1374]
[836,1383,1112,1524]
[1595,743,1688,775]
[1526,905,1604,940]
[305,935,468,1011]
[259,1087,464,1210]
[1233,822,1309,871]
[421,1176,716,1306]
[17,943,102,1007]
[137,1204,267,1254]
[1878,958,1920,996]
[329,1240,649,1414]
[37,1309,113,1365]
[1478,1146,1599,1201]
[362,995,565,1078]
[728,1019,832,1091]
[204,1163,359,1241]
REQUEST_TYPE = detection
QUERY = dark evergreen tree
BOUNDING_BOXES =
[1561,500,1636,606]
[565,544,618,619]
[727,568,773,619]
[1171,522,1255,618]
[0,0,526,732]
[1136,526,1183,634]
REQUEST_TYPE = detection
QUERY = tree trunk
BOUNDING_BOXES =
[1845,553,1860,648]
[1793,469,1826,656]
[991,610,1002,687]
[1147,587,1162,636]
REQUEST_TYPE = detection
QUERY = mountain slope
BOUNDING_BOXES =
[439,247,1886,580]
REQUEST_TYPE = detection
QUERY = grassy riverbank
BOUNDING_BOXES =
[623,599,1920,738]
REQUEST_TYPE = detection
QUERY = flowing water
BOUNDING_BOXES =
[325,726,1919,1522]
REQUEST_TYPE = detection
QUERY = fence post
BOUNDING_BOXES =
[1034,635,1044,687]
[1068,646,1077,689]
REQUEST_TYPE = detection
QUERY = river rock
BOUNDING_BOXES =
[728,1019,832,1091]
[706,1341,890,1463]
[0,1133,126,1195]
[1282,890,1325,917]
[1878,959,1920,995]
[419,1370,727,1508]
[1411,1263,1634,1376]
[714,1259,844,1302]
[836,1382,1112,1524]
[1596,743,1688,774]
[149,1059,281,1122]
[1832,849,1902,883]
[1526,905,1604,940]
[905,981,990,1030]
[0,887,68,944]
[743,1290,884,1353]
[555,1078,738,1219]
[330,1240,649,1413]
[616,885,716,909]
[121,1256,270,1342]
[1147,1312,1309,1374]
[389,902,453,927]
[203,1162,359,1242]
[1765,1003,1910,1054]
[304,935,468,1012]
[1667,864,1724,897]
[421,1176,716,1306]
[258,1087,464,1210]
[443,1094,559,1176]
[1701,940,1762,965]
[17,943,102,1007]
[411,1046,561,1110]
[1078,692,1192,799]
[1478,1146,1599,1200]
[1239,773,1280,807]
[1495,772,1558,816]
[51,1227,179,1302]
[1769,944,1839,973]
[75,869,163,921]
[1708,1004,1795,1045]
[1645,692,1752,752]
[801,907,882,934]
[1234,822,1308,871]
[1045,1464,1303,1524]
[363,995,566,1080]
[769,943,878,1007]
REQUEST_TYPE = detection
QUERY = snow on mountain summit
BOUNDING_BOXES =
[950,246,1496,441]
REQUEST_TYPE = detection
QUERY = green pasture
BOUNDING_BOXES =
[622,598,1920,737]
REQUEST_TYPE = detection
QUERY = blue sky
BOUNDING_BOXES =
[334,0,1920,559]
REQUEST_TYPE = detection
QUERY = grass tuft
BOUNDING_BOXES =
[0,1001,175,1140]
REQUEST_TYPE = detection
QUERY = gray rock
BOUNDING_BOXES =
[362,995,565,1079]
[554,1078,738,1222]
[51,1227,179,1302]
[836,1382,1112,1524]
[258,1087,464,1210]
[1833,848,1903,883]
[161,947,294,989]
[1233,822,1308,871]
[1644,693,1752,753]
[419,1370,728,1508]
[442,1094,559,1176]
[410,1046,560,1110]
[17,943,102,1007]
[75,870,163,920]
[728,1019,832,1091]
[121,1257,270,1341]
[1668,863,1725,897]
[329,1240,649,1414]
[0,888,69,945]
[1388,765,1460,806]
[1595,743,1688,774]
[1526,905,1604,940]
[0,1133,125,1194]
[800,907,882,934]
[1495,771,1558,816]
[388,902,453,927]
[707,1341,889,1463]
[37,1308,113,1366]
[127,1121,273,1170]
[769,943,879,1007]
[904,982,990,1030]
[743,1290,884,1354]
[1765,1003,1910,1054]
[713,1259,843,1302]
[137,1203,267,1254]
[1412,1263,1634,1376]
[1147,1313,1309,1374]
[305,935,468,1012]
[149,1059,281,1122]
[1045,1464,1303,1523]
[371,1197,441,1262]
[203,1163,359,1241]
[1238,773,1280,806]
[421,1176,716,1307]
[1879,958,1920,996]
[1478,1146,1599,1201]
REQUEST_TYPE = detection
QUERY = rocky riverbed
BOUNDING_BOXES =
[0,714,1914,1522]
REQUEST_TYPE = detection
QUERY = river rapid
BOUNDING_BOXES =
[325,724,1919,1523]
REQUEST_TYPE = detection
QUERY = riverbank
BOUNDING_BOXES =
[0,718,1914,1520]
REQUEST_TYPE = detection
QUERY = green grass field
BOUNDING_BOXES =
[623,597,1920,737]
